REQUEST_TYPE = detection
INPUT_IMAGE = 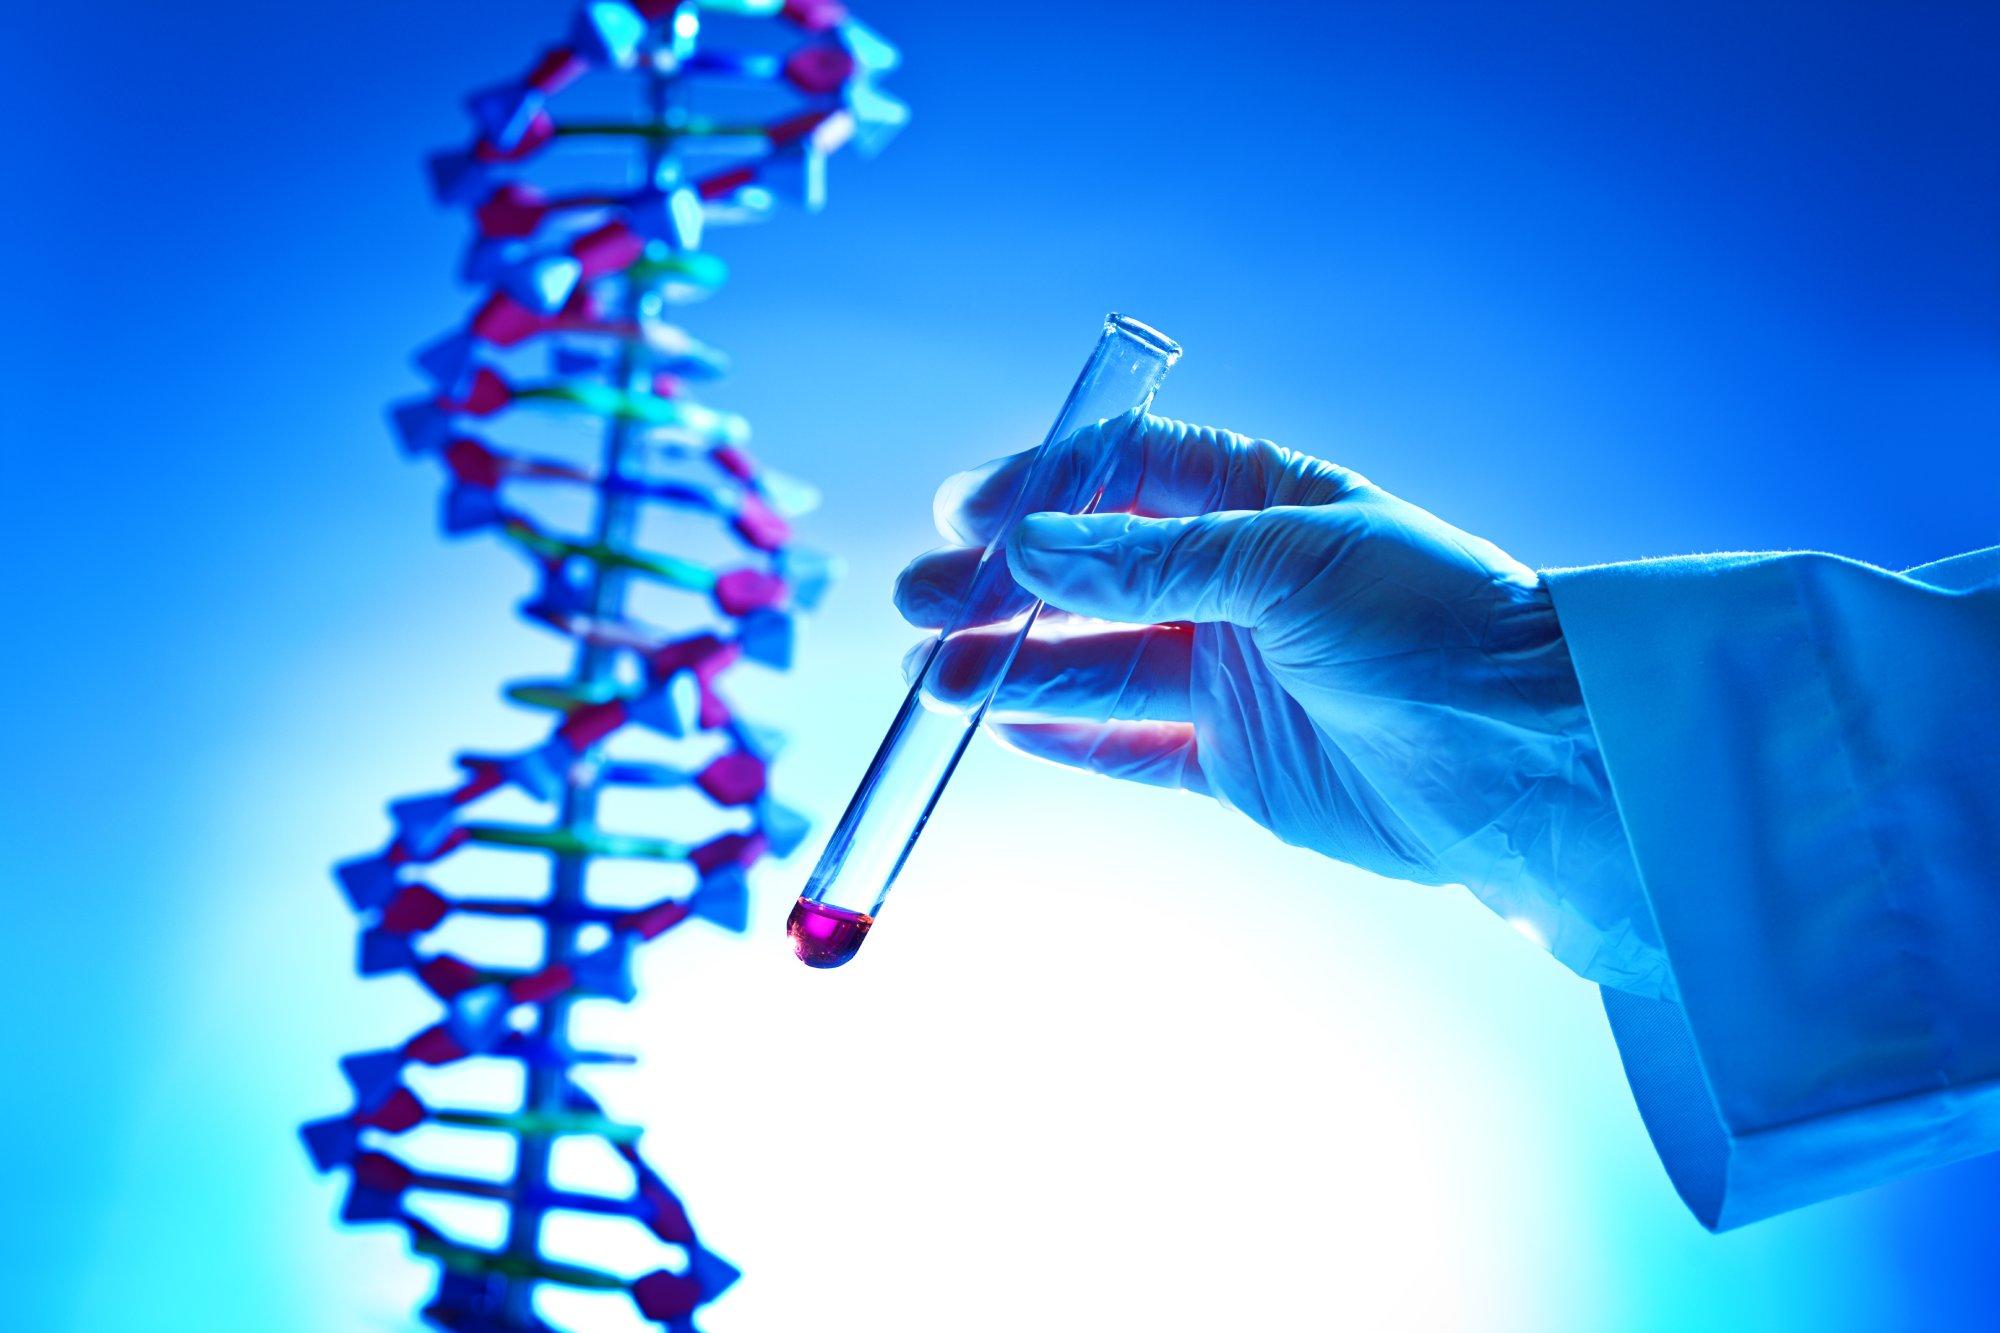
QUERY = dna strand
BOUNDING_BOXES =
[301,4,905,1329]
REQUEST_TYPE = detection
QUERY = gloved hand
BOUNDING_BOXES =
[894,415,1670,997]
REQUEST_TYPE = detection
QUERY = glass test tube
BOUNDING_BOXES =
[789,313,1183,967]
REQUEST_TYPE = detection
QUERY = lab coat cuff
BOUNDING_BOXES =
[1544,552,2000,1231]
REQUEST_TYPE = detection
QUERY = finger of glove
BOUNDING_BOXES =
[934,415,1356,549]
[893,545,984,629]
[907,622,1194,723]
[893,609,1095,680]
[1009,507,1333,627]
[987,719,1210,795]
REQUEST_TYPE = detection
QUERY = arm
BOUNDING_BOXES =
[899,413,2000,1230]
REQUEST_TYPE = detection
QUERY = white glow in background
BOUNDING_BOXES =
[88,518,1885,1333]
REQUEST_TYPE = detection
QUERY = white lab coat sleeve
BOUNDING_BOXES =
[1542,547,2000,1231]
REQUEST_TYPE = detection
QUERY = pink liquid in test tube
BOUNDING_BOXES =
[786,899,875,968]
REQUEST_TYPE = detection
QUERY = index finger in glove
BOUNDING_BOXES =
[934,415,1361,549]
[914,620,1194,724]
[987,719,1210,795]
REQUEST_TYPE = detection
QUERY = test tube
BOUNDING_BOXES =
[789,314,1183,967]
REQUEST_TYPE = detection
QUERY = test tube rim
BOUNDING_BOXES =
[1104,312,1184,366]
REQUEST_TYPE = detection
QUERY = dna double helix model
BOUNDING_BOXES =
[301,4,904,1329]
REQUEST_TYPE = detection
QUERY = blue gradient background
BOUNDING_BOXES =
[5,1,1997,1329]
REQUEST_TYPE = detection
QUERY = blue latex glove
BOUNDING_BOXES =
[895,415,1670,997]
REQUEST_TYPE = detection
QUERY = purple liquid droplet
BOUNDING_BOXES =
[788,898,873,969]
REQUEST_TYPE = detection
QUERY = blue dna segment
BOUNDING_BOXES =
[301,3,906,1329]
